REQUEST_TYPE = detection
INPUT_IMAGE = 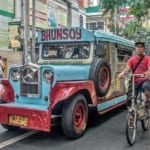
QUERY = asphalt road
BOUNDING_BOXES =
[0,106,150,150]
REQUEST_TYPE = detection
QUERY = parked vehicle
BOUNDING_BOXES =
[0,27,134,139]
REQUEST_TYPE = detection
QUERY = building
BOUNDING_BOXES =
[85,5,125,34]
[0,0,22,70]
[0,0,87,69]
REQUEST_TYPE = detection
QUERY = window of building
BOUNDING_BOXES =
[89,22,96,30]
[86,22,104,30]
[80,15,83,28]
[97,22,104,30]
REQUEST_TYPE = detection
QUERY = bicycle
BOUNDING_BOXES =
[125,74,150,145]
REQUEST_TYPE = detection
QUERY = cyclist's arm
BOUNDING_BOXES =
[143,57,150,79]
[118,66,131,79]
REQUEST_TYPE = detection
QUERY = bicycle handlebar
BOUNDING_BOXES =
[128,73,145,78]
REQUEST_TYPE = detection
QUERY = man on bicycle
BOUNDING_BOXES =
[118,41,150,109]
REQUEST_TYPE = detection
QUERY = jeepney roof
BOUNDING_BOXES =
[94,30,135,48]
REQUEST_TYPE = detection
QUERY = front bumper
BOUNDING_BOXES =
[0,103,51,132]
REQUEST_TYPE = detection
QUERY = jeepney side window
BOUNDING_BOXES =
[95,41,109,61]
[103,42,109,61]
[117,45,132,62]
[42,43,90,59]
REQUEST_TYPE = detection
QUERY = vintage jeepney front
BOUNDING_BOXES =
[0,27,95,132]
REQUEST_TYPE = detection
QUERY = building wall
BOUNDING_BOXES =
[0,0,86,67]
[86,12,109,32]
[78,0,89,8]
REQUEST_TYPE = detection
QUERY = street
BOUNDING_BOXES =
[0,107,149,150]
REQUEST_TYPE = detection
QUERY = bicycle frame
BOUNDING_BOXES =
[125,73,150,145]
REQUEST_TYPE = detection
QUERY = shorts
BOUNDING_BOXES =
[0,74,3,79]
[127,80,150,105]
[141,80,150,92]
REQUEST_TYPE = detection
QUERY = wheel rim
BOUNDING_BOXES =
[142,109,150,130]
[98,66,110,90]
[127,113,136,145]
[73,101,86,130]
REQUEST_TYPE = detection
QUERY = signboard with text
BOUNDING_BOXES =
[38,28,95,43]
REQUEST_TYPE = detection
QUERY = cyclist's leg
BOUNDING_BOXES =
[141,80,150,108]
[127,83,132,107]
[127,83,141,108]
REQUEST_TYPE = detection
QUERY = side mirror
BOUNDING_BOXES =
[95,44,104,56]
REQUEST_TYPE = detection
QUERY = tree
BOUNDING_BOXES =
[129,0,150,22]
[100,0,150,24]
[99,0,150,39]
[100,0,128,15]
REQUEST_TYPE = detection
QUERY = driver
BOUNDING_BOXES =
[118,41,150,110]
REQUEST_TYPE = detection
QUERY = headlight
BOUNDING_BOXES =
[11,68,20,81]
[43,70,54,84]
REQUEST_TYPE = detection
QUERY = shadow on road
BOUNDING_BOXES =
[87,105,127,127]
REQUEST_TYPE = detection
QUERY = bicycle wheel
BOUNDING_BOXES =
[141,108,150,131]
[126,111,137,145]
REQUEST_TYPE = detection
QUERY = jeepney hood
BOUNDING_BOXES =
[42,64,90,84]
[8,63,91,105]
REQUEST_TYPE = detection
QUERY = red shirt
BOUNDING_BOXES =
[127,55,150,84]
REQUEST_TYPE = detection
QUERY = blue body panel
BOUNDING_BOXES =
[9,64,91,108]
[97,95,127,112]
[44,64,91,84]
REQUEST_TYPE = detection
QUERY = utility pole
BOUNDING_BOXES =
[23,0,31,64]
[67,2,72,26]
[114,8,117,35]
[31,0,36,63]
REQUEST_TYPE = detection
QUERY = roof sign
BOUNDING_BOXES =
[38,27,95,43]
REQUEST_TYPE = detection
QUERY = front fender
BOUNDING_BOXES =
[50,81,97,109]
[0,80,14,102]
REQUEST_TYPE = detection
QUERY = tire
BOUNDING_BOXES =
[62,94,88,139]
[126,111,137,145]
[89,58,111,97]
[141,109,150,131]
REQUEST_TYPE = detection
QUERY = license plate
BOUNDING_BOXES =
[9,115,28,126]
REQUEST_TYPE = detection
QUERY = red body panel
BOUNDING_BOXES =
[0,80,14,102]
[0,104,51,131]
[0,80,97,132]
[50,80,98,109]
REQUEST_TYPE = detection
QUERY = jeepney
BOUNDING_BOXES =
[0,27,134,139]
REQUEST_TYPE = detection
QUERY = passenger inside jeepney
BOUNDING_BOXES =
[71,46,89,59]
[42,43,90,59]
[71,47,80,58]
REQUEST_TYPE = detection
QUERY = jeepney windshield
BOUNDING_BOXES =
[42,43,90,60]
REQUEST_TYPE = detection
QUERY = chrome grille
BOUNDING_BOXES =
[20,64,40,97]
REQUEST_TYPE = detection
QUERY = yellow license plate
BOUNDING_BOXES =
[9,115,28,126]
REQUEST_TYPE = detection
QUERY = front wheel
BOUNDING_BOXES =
[141,108,150,131]
[126,111,137,145]
[62,94,88,139]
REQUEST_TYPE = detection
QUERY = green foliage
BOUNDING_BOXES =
[123,21,140,39]
[99,0,150,40]
[101,0,150,22]
[129,0,149,21]
[100,0,128,15]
